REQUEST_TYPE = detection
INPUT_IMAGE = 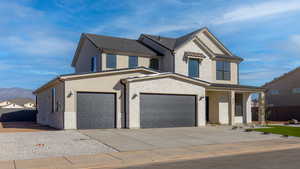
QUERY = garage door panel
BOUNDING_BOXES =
[77,92,115,129]
[140,94,196,128]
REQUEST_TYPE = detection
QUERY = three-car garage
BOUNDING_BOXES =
[35,68,207,130]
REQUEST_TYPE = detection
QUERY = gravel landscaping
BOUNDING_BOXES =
[0,130,117,161]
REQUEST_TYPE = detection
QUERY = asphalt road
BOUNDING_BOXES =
[115,148,300,169]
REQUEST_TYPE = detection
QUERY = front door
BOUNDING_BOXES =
[235,93,243,117]
[205,96,209,122]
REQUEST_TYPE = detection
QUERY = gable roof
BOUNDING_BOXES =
[141,28,205,51]
[174,28,206,50]
[140,28,242,61]
[71,33,160,67]
[85,33,159,56]
[72,27,243,67]
[263,66,300,87]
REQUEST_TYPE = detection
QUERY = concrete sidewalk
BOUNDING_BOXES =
[2,138,300,169]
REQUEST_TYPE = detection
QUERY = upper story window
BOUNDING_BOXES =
[91,56,97,72]
[216,61,231,80]
[51,88,56,113]
[269,89,279,95]
[129,56,138,68]
[188,58,199,78]
[149,58,159,70]
[292,88,300,94]
[107,54,117,68]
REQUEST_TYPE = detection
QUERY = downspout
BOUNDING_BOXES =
[120,80,127,128]
[35,95,38,122]
[58,78,65,129]
[171,50,175,73]
[238,63,240,84]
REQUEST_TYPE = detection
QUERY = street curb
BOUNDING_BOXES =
[78,143,300,169]
[5,138,300,169]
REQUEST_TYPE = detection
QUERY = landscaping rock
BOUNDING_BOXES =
[289,119,298,124]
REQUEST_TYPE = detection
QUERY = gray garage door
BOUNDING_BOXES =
[140,94,196,128]
[77,92,115,129]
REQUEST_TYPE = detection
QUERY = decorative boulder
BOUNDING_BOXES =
[289,119,298,124]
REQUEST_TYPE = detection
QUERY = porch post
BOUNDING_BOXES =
[258,91,266,125]
[230,90,235,125]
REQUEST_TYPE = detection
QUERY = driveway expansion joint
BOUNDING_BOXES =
[77,130,121,152]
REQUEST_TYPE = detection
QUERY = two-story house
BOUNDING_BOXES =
[263,66,300,121]
[34,27,265,129]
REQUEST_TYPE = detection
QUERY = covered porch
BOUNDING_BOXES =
[205,84,266,125]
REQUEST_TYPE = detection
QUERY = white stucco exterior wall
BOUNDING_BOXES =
[126,77,206,128]
[244,93,252,124]
[174,40,213,82]
[36,81,65,129]
[101,53,151,71]
[63,70,154,129]
[219,94,229,124]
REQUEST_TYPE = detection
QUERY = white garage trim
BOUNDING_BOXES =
[123,75,206,129]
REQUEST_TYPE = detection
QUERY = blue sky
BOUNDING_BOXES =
[1,0,300,90]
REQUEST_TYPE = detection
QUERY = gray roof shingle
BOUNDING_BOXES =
[85,33,159,56]
[142,28,205,51]
[141,34,177,50]
[142,28,242,61]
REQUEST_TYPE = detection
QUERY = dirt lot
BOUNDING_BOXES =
[0,122,55,133]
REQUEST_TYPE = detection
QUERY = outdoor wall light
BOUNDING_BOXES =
[199,96,205,100]
[131,93,138,99]
[67,90,73,98]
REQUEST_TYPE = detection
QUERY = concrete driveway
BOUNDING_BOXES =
[79,126,284,152]
[0,130,117,161]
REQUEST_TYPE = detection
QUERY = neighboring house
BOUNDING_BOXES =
[34,27,265,130]
[251,99,259,108]
[1,103,24,109]
[0,101,11,107]
[0,98,36,109]
[263,67,300,121]
[24,102,35,108]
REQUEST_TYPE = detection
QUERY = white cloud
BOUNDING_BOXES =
[4,34,75,56]
[287,35,300,54]
[275,34,300,58]
[27,70,58,76]
[0,1,43,23]
[0,62,13,70]
[215,0,300,24]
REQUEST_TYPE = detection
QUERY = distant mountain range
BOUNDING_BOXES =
[0,88,35,101]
